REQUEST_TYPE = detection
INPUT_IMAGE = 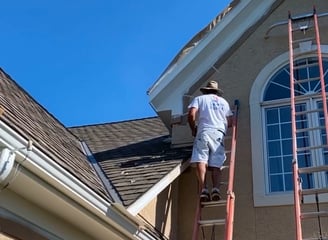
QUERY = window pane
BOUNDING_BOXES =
[269,157,282,174]
[282,139,292,155]
[297,153,312,168]
[300,173,313,189]
[268,141,281,156]
[267,125,280,140]
[283,156,293,172]
[284,173,293,191]
[266,108,279,124]
[281,123,291,138]
[270,175,284,192]
[280,106,291,122]
[264,69,290,101]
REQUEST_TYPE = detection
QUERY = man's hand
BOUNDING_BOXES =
[192,126,197,137]
[188,107,198,136]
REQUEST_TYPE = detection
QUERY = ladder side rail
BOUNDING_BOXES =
[313,8,328,145]
[192,198,201,240]
[288,13,303,240]
[224,100,239,240]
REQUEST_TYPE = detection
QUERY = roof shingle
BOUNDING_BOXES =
[0,69,109,201]
[70,117,191,207]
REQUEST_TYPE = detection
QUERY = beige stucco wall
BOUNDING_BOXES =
[139,180,179,239]
[0,189,95,240]
[176,1,328,239]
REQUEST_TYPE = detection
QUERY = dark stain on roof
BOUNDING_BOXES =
[70,117,192,207]
[0,68,109,201]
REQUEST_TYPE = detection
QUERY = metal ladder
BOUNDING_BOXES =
[288,7,328,240]
[192,100,239,240]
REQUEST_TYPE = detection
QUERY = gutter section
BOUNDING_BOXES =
[0,120,151,239]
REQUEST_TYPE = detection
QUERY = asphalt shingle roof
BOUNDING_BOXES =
[0,67,191,211]
[70,117,192,207]
[0,68,109,201]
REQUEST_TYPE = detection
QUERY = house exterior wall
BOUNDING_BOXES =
[139,180,179,239]
[0,189,95,240]
[176,1,328,239]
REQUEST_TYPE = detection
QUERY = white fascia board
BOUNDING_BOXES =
[127,160,190,216]
[148,0,279,116]
[0,120,145,239]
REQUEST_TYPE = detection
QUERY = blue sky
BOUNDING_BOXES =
[0,1,231,127]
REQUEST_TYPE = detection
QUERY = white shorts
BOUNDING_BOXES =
[190,129,226,168]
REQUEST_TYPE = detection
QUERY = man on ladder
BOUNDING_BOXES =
[188,80,233,202]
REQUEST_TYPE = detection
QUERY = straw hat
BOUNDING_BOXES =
[200,80,223,94]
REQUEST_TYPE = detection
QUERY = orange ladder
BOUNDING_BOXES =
[192,99,239,240]
[288,7,328,240]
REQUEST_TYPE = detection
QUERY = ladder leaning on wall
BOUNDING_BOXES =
[288,7,328,240]
[192,99,239,240]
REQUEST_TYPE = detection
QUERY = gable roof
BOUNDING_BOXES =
[0,68,109,201]
[147,0,283,129]
[69,117,191,211]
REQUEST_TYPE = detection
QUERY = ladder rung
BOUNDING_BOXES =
[301,187,328,196]
[294,76,320,84]
[296,126,325,133]
[292,37,315,44]
[295,108,323,116]
[294,92,321,101]
[303,237,328,240]
[198,219,225,227]
[299,165,328,174]
[221,165,229,170]
[297,144,328,152]
[293,62,318,70]
[301,211,328,219]
[201,200,227,208]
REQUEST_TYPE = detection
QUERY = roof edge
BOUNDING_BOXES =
[0,120,150,239]
[147,0,282,123]
[127,159,190,216]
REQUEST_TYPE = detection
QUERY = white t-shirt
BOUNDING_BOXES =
[188,94,233,132]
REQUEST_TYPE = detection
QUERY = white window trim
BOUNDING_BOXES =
[250,45,328,207]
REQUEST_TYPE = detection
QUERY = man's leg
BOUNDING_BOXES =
[211,167,222,201]
[196,162,210,202]
[196,162,207,191]
[211,167,222,189]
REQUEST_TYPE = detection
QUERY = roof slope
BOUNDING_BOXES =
[70,117,191,207]
[0,68,109,201]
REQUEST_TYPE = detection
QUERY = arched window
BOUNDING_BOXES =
[263,57,328,194]
[250,50,328,206]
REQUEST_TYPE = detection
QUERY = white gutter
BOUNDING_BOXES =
[127,159,190,216]
[0,120,147,239]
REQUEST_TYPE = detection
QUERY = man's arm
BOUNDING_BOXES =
[188,107,198,137]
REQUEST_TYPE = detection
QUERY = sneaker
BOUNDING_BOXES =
[200,188,210,202]
[211,188,221,201]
